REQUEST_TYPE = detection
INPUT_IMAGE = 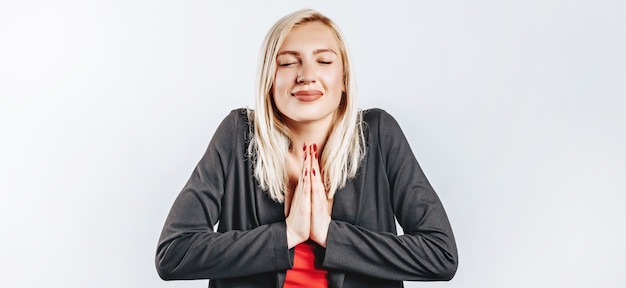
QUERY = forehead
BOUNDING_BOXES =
[279,22,340,52]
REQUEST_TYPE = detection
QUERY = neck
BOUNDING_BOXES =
[286,117,334,156]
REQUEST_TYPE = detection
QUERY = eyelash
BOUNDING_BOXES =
[278,61,332,67]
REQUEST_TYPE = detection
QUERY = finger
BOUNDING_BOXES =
[309,147,330,247]
[303,144,312,196]
[286,143,309,216]
[311,177,327,212]
[302,143,309,172]
[310,161,328,219]
[310,143,324,199]
[294,161,311,214]
[296,143,311,196]
[293,145,311,213]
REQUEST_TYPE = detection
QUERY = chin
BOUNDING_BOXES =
[286,111,336,124]
[275,101,340,124]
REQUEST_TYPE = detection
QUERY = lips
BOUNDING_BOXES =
[292,90,323,102]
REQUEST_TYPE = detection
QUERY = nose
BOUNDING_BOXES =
[296,61,316,84]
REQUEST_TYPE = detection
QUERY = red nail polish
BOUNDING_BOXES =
[314,152,317,160]
[313,143,317,152]
[312,168,316,176]
[302,143,306,151]
[304,153,307,160]
[304,168,308,176]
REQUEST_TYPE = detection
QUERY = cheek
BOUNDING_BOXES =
[274,70,294,92]
[324,67,344,91]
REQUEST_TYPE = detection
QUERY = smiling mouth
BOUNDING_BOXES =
[292,90,323,102]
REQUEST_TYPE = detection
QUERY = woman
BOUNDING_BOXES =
[156,9,457,288]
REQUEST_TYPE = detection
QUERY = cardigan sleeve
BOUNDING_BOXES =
[322,109,458,281]
[155,110,292,280]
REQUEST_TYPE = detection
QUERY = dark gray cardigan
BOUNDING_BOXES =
[156,108,458,287]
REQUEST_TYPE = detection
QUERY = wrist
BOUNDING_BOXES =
[286,225,306,248]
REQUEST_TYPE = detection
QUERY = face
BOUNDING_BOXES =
[272,22,345,125]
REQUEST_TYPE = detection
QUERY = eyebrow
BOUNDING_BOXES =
[277,49,337,56]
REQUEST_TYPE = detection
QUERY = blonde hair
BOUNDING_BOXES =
[247,9,364,203]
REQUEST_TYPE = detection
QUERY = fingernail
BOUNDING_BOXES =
[315,153,318,160]
[304,168,308,176]
[313,143,317,152]
[312,168,316,176]
[302,143,306,151]
[304,153,307,160]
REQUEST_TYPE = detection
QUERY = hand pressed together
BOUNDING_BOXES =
[285,144,332,248]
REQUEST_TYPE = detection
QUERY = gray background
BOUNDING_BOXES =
[1,0,625,287]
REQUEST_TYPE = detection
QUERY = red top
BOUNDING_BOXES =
[284,241,328,288]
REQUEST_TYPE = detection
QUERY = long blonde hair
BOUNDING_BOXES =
[247,9,364,203]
